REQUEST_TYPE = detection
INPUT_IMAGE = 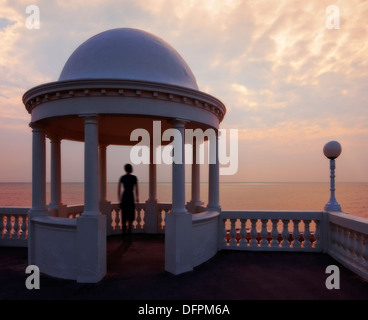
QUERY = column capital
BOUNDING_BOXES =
[170,118,189,128]
[47,134,61,143]
[98,143,109,149]
[79,113,99,124]
[29,122,45,132]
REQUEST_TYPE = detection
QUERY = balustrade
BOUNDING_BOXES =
[220,211,322,252]
[1,205,367,281]
[0,207,29,247]
[328,212,368,280]
[104,202,171,235]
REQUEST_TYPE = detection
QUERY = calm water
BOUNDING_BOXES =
[0,182,367,219]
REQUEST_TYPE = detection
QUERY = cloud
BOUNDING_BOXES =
[0,17,15,31]
[0,0,367,182]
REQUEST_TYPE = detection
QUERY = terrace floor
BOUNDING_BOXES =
[1,234,367,301]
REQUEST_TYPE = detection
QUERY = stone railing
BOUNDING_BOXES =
[219,211,326,252]
[1,205,367,281]
[68,202,171,235]
[328,212,368,281]
[108,202,146,235]
[67,205,84,219]
[0,207,29,247]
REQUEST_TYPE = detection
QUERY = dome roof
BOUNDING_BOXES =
[58,28,199,90]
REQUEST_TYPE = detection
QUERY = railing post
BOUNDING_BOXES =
[260,219,268,248]
[271,219,279,248]
[303,220,312,249]
[249,219,258,248]
[229,219,237,247]
[281,219,290,248]
[292,220,301,249]
[239,219,247,247]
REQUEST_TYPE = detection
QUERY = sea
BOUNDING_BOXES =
[0,182,367,219]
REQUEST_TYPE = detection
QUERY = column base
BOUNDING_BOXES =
[48,203,68,217]
[186,200,204,214]
[76,214,106,283]
[165,211,193,275]
[207,205,221,213]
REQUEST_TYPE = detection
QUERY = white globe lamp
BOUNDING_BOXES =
[323,141,342,212]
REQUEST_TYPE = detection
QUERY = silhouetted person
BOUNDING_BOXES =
[118,164,139,239]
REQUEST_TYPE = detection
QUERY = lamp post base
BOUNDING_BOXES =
[324,202,342,212]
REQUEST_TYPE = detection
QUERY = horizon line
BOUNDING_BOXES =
[1,181,367,184]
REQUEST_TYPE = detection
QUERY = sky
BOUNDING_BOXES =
[0,0,367,183]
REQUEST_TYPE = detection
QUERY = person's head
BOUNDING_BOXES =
[124,163,133,174]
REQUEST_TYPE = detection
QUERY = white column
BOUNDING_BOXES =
[165,118,193,275]
[82,115,100,216]
[187,140,203,213]
[145,143,158,234]
[171,119,187,214]
[77,114,106,283]
[49,136,63,212]
[148,145,157,201]
[98,144,107,204]
[208,129,221,212]
[28,123,48,267]
[30,123,47,214]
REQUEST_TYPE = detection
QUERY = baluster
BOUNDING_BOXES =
[355,232,364,265]
[341,228,350,256]
[335,225,343,254]
[5,214,12,239]
[329,223,336,251]
[335,224,342,253]
[136,208,141,231]
[303,220,312,249]
[239,219,247,247]
[292,219,301,249]
[158,209,164,231]
[229,219,237,247]
[13,215,20,239]
[115,208,121,231]
[106,209,113,234]
[20,214,28,240]
[281,219,290,248]
[270,219,279,248]
[163,208,170,229]
[348,230,357,259]
[249,219,258,248]
[111,209,117,230]
[260,219,269,248]
[141,208,146,230]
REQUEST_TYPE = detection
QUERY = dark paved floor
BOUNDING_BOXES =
[1,234,368,301]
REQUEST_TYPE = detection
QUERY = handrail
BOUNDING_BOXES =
[219,210,325,252]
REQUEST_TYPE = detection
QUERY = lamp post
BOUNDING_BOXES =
[323,141,342,212]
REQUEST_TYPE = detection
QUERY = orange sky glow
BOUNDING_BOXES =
[0,0,367,182]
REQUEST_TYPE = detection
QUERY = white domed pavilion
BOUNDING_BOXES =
[23,28,226,282]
